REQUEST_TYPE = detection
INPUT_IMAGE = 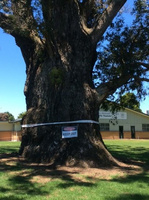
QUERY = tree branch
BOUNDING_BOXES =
[96,73,131,103]
[96,62,149,103]
[0,0,43,45]
[77,0,95,35]
[0,12,14,33]
[137,62,149,69]
[0,4,44,58]
[91,0,126,45]
[134,76,149,83]
[137,78,149,82]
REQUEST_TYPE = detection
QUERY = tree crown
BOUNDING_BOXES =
[0,0,148,105]
[94,0,149,103]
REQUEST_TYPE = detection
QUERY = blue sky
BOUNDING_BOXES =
[0,1,149,119]
[0,28,26,118]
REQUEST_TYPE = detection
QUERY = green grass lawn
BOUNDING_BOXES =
[104,140,149,165]
[0,141,21,154]
[0,140,149,200]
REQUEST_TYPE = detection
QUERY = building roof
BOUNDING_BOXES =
[125,108,149,119]
[9,119,22,123]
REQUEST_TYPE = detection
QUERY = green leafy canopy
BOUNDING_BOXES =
[94,0,149,104]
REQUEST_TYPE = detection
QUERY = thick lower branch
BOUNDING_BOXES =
[91,0,127,45]
[96,74,131,103]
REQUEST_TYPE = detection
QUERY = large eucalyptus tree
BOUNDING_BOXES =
[0,0,148,167]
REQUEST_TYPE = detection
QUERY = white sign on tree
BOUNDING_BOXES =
[62,126,78,138]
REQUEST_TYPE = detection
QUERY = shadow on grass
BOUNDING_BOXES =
[0,161,50,199]
[106,194,149,200]
[0,142,20,154]
[0,147,19,154]
[0,153,96,199]
[0,196,25,200]
[0,140,149,199]
[102,144,149,200]
[106,144,149,169]
[93,171,149,200]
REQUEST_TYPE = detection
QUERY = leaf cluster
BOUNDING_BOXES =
[94,0,149,102]
[0,112,15,121]
[17,111,27,119]
[49,67,64,88]
[119,93,142,112]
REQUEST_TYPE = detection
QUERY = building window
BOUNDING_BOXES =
[142,124,149,131]
[100,123,109,131]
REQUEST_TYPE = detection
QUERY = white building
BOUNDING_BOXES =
[99,108,149,139]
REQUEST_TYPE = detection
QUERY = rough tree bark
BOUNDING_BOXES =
[0,0,127,167]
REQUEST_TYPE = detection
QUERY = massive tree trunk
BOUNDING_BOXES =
[19,35,116,167]
[0,0,127,167]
